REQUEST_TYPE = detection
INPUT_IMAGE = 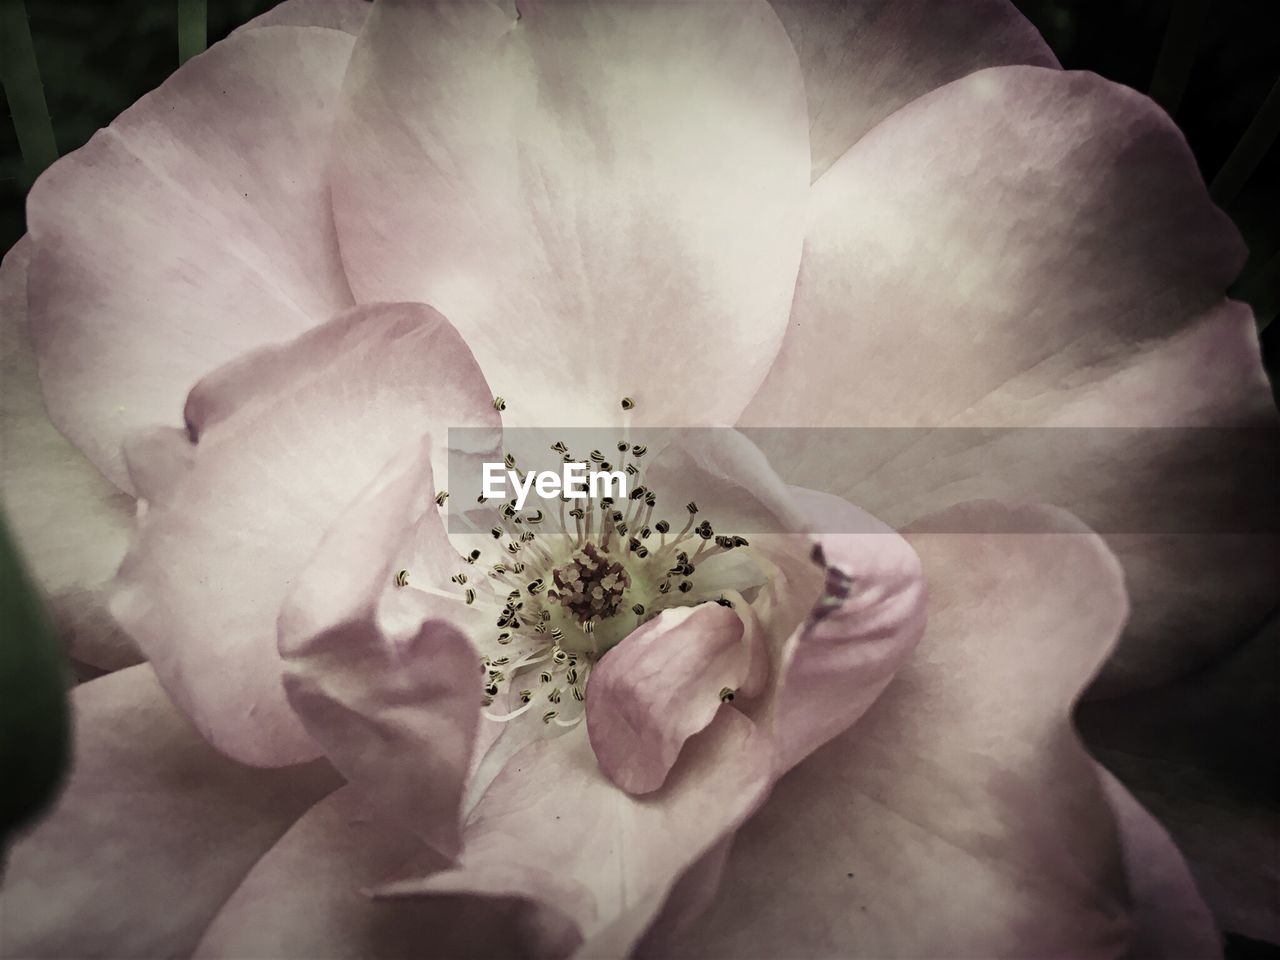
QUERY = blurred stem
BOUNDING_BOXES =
[1149,0,1212,117]
[177,0,207,64]
[1211,74,1280,209]
[0,0,58,186]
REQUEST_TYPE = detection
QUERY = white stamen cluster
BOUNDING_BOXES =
[396,400,752,731]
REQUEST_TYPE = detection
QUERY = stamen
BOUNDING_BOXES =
[433,419,757,732]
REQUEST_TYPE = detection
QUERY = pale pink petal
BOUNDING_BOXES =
[235,0,370,35]
[586,603,753,795]
[588,439,924,782]
[0,665,340,959]
[0,238,139,670]
[812,306,1279,692]
[380,712,774,954]
[26,25,357,491]
[631,838,735,955]
[1096,768,1222,957]
[744,64,1277,687]
[763,486,926,770]
[279,439,481,859]
[122,425,195,505]
[748,66,1243,428]
[663,501,1214,958]
[196,786,575,960]
[331,0,809,427]
[771,0,1058,180]
[110,303,498,767]
[1079,617,1279,942]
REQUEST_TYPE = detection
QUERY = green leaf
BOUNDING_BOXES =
[0,509,70,848]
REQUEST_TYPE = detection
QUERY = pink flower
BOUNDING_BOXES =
[1,1,1275,957]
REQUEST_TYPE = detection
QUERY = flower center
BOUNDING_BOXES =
[405,404,755,731]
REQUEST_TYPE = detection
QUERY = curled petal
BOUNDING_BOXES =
[111,302,498,766]
[764,487,926,770]
[279,439,482,859]
[586,603,757,795]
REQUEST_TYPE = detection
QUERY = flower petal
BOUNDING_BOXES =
[663,501,1215,957]
[331,0,810,426]
[195,786,574,960]
[110,303,498,767]
[26,24,357,492]
[586,603,754,795]
[0,664,340,958]
[122,425,196,505]
[1096,768,1222,957]
[1078,616,1280,942]
[747,66,1244,428]
[744,64,1277,687]
[772,0,1058,180]
[380,712,774,954]
[279,438,482,859]
[0,238,139,670]
[764,486,926,770]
